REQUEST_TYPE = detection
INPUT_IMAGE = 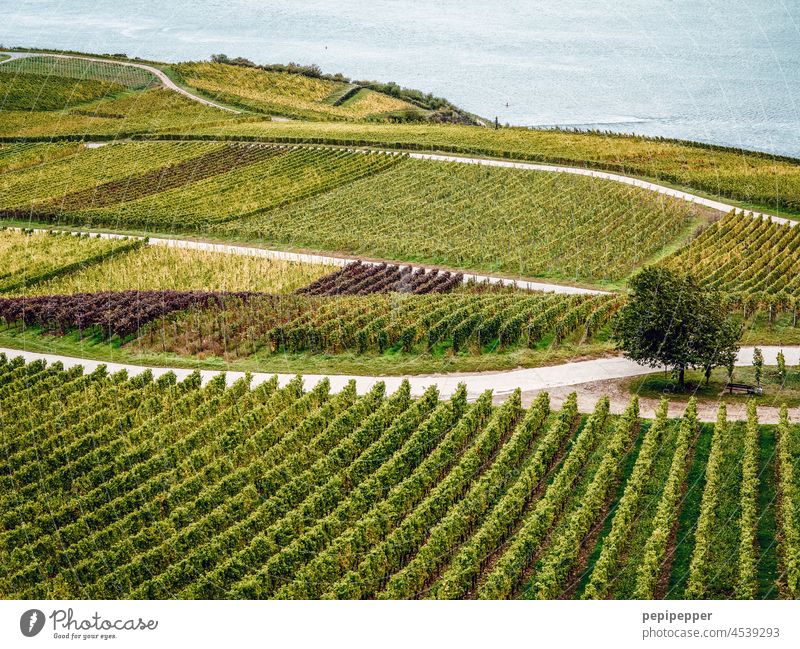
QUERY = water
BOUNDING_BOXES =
[3,0,800,157]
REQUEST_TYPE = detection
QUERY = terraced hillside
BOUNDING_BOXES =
[0,356,796,600]
[172,62,419,121]
[663,212,800,301]
[0,55,157,88]
[223,157,702,283]
[185,121,800,214]
[0,229,141,294]
[0,142,702,284]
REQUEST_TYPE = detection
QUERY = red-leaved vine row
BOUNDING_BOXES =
[298,261,463,296]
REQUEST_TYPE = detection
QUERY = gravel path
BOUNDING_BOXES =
[0,50,241,113]
[2,346,796,422]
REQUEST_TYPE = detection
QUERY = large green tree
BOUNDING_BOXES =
[614,267,741,388]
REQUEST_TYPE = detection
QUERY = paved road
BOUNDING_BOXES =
[0,50,241,113]
[2,346,796,422]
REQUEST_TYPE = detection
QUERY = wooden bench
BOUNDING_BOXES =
[727,383,763,396]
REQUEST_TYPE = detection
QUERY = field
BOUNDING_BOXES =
[0,229,141,294]
[0,356,797,599]
[0,87,241,138]
[0,142,225,212]
[63,148,403,230]
[3,48,800,605]
[181,120,800,215]
[171,63,418,121]
[0,142,82,174]
[662,212,800,303]
[0,72,127,111]
[224,158,703,283]
[1,143,402,230]
[0,55,157,88]
[0,141,699,284]
[21,245,331,295]
[134,291,619,359]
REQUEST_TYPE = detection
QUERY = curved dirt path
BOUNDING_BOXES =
[0,51,241,113]
[2,346,797,422]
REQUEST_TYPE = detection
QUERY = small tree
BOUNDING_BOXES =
[614,267,740,389]
[726,356,735,385]
[753,347,764,386]
[777,350,787,386]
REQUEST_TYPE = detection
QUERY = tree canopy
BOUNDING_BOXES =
[614,267,741,388]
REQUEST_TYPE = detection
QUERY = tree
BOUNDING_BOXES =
[614,267,741,389]
[753,347,764,386]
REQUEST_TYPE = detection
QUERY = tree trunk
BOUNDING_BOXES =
[678,366,685,390]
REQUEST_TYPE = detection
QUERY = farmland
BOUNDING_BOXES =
[0,229,141,294]
[22,245,330,295]
[181,120,800,215]
[172,62,417,121]
[662,212,800,301]
[133,290,619,359]
[63,148,403,230]
[0,356,797,599]
[225,158,702,283]
[0,72,127,111]
[0,55,157,88]
[2,47,800,605]
[0,87,241,138]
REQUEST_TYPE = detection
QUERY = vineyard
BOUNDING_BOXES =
[663,212,800,309]
[65,148,403,230]
[0,290,258,339]
[22,245,330,295]
[184,120,800,214]
[0,355,796,600]
[298,261,463,296]
[226,157,702,283]
[172,62,418,121]
[1,144,403,231]
[0,87,241,138]
[0,230,142,294]
[0,72,127,111]
[0,55,157,88]
[0,142,82,174]
[0,141,225,211]
[136,291,619,358]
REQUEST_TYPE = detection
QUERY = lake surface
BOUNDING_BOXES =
[4,0,800,156]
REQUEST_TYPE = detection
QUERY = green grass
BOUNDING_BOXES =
[626,366,800,408]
